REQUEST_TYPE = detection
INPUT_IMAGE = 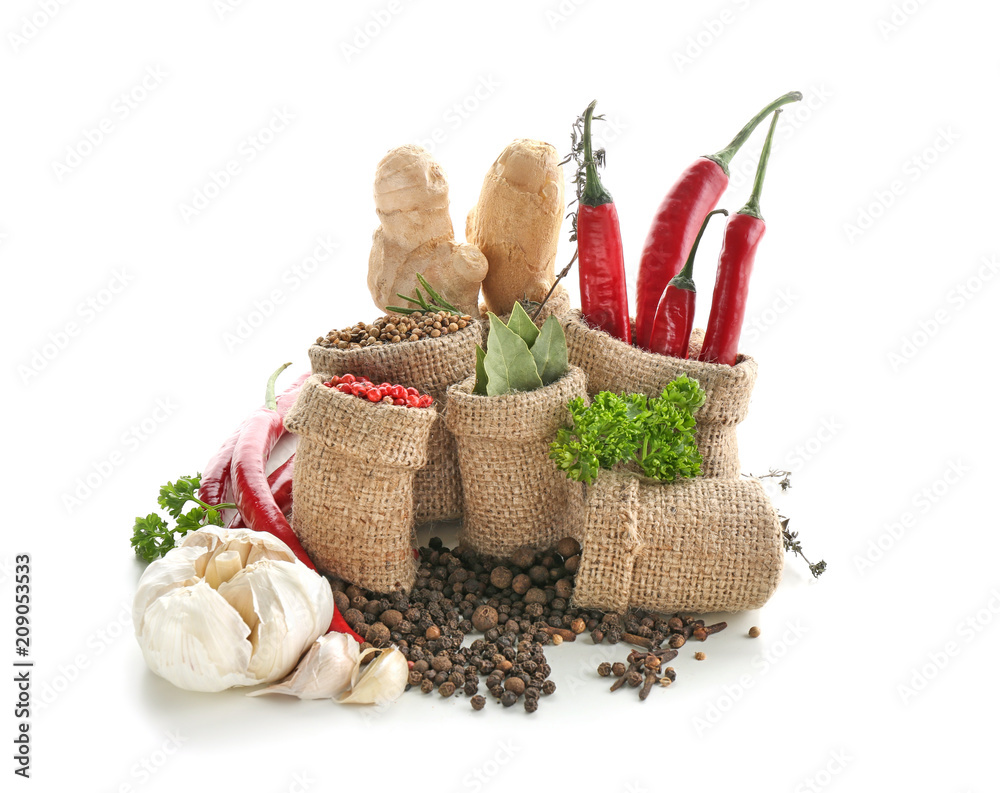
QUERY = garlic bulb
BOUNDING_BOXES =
[248,632,359,699]
[337,646,409,706]
[132,526,333,693]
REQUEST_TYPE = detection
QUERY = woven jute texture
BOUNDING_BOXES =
[563,310,757,478]
[573,471,783,614]
[445,367,587,558]
[308,320,480,523]
[284,375,436,593]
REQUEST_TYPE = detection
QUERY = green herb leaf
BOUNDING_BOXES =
[484,313,543,395]
[530,315,569,386]
[473,344,489,395]
[157,475,203,519]
[507,302,540,349]
[133,473,237,563]
[549,378,705,483]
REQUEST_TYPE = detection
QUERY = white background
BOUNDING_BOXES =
[3,0,998,790]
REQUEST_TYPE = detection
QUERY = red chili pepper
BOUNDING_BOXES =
[577,100,630,343]
[230,363,362,642]
[634,91,802,350]
[648,209,728,358]
[699,110,781,366]
[198,374,308,510]
[269,455,294,516]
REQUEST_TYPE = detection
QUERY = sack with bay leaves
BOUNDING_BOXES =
[563,309,757,478]
[446,305,587,557]
[284,375,437,594]
[573,470,783,614]
[308,320,481,523]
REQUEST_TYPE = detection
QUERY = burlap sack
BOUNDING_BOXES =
[284,375,436,593]
[563,309,757,478]
[445,366,588,558]
[573,471,783,614]
[308,321,480,524]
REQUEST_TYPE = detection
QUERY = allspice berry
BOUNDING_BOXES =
[379,609,403,629]
[556,537,581,559]
[472,605,499,632]
[511,574,532,595]
[563,554,581,575]
[425,625,441,640]
[510,546,536,570]
[365,622,390,647]
[490,566,513,590]
[523,587,547,605]
[504,677,526,696]
[749,626,761,638]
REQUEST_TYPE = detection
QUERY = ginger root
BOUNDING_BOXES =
[466,139,565,316]
[367,145,487,316]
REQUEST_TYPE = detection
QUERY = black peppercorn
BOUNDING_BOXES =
[471,695,486,711]
[420,679,434,694]
[524,698,538,713]
[500,690,518,707]
[541,680,556,696]
[439,681,456,697]
[598,662,612,677]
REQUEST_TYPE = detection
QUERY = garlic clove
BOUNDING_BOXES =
[336,646,408,706]
[138,581,255,692]
[217,559,333,684]
[132,545,214,636]
[204,550,242,589]
[248,632,360,699]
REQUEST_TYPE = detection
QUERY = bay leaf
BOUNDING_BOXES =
[530,315,569,385]
[485,313,543,395]
[506,302,540,349]
[473,344,489,395]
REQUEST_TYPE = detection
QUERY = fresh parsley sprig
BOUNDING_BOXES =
[550,376,705,484]
[131,474,236,563]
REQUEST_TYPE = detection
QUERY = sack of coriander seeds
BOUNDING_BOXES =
[309,315,481,524]
[445,366,588,559]
[563,309,757,479]
[573,471,783,614]
[283,375,436,594]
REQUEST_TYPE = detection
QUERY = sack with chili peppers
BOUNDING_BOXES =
[572,470,783,614]
[308,319,481,524]
[445,366,588,558]
[283,375,437,594]
[563,310,756,478]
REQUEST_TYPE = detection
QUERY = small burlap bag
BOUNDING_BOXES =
[308,321,480,523]
[573,471,783,614]
[445,366,588,558]
[283,375,436,593]
[563,310,757,478]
